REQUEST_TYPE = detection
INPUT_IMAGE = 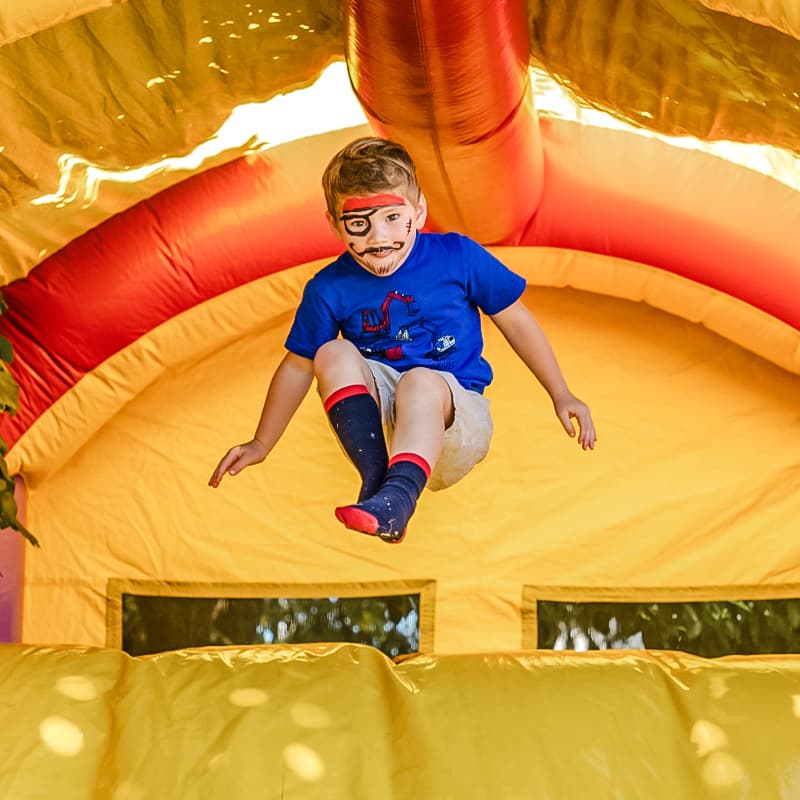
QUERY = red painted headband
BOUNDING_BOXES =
[341,193,406,213]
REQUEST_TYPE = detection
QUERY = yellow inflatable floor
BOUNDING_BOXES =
[2,642,800,798]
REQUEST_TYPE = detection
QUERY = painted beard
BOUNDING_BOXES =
[351,242,406,275]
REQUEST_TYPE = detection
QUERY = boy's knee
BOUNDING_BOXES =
[313,339,359,371]
[397,368,453,414]
[397,367,444,391]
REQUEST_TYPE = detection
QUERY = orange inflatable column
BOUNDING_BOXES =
[345,0,543,244]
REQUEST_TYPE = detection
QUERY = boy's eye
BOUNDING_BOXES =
[386,212,401,222]
[348,219,367,230]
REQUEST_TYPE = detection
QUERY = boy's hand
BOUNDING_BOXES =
[208,439,269,487]
[552,390,596,451]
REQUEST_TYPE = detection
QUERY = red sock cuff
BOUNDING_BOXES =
[324,384,371,412]
[388,452,432,478]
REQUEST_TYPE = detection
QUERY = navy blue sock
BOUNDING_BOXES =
[325,385,388,502]
[335,454,430,543]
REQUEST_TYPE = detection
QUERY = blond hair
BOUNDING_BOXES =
[322,136,422,217]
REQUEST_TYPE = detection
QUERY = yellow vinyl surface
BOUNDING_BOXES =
[2,642,800,798]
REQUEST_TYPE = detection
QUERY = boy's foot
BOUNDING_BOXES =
[334,456,428,545]
[334,505,406,544]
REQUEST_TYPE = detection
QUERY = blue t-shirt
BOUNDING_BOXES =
[285,232,526,393]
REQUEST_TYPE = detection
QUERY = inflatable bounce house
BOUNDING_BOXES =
[2,0,800,796]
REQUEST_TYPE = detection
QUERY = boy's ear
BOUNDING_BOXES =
[415,193,428,229]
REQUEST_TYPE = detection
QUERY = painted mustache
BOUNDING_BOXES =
[353,243,404,256]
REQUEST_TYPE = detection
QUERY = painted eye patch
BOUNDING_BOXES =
[341,208,378,237]
[340,194,407,237]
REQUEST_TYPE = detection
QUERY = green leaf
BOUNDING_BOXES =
[0,335,12,365]
[0,456,37,548]
[2,521,39,547]
[0,485,38,547]
[0,363,19,415]
[0,486,18,523]
[0,298,37,547]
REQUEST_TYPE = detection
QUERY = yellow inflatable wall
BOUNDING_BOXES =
[15,248,800,652]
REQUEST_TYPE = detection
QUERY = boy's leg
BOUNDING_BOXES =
[315,340,388,501]
[335,367,453,542]
[423,374,493,492]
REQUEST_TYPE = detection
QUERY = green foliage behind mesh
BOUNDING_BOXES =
[123,593,420,658]
[537,599,800,657]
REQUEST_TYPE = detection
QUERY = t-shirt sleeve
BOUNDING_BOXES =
[284,277,340,359]
[461,236,527,314]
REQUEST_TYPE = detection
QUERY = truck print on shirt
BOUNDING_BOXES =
[358,290,456,362]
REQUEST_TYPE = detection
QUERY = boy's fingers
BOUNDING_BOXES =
[578,416,596,449]
[208,465,226,487]
[225,453,242,476]
[558,411,576,437]
[208,449,241,486]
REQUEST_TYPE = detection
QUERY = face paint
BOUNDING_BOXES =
[340,193,406,212]
[340,194,408,238]
[341,207,380,237]
[335,193,419,276]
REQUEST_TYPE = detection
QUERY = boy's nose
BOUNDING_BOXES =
[369,219,391,240]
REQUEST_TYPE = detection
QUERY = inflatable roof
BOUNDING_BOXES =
[1,1,800,796]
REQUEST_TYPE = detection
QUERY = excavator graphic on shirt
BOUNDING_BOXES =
[357,290,456,362]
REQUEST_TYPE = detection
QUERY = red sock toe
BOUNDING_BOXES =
[335,505,380,535]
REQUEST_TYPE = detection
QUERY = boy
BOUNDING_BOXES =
[209,137,596,543]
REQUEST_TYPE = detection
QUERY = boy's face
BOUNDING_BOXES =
[329,191,427,277]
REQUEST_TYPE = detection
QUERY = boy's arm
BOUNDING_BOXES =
[490,299,596,450]
[208,351,315,487]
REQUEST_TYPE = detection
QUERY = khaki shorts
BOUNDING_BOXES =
[366,361,493,491]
